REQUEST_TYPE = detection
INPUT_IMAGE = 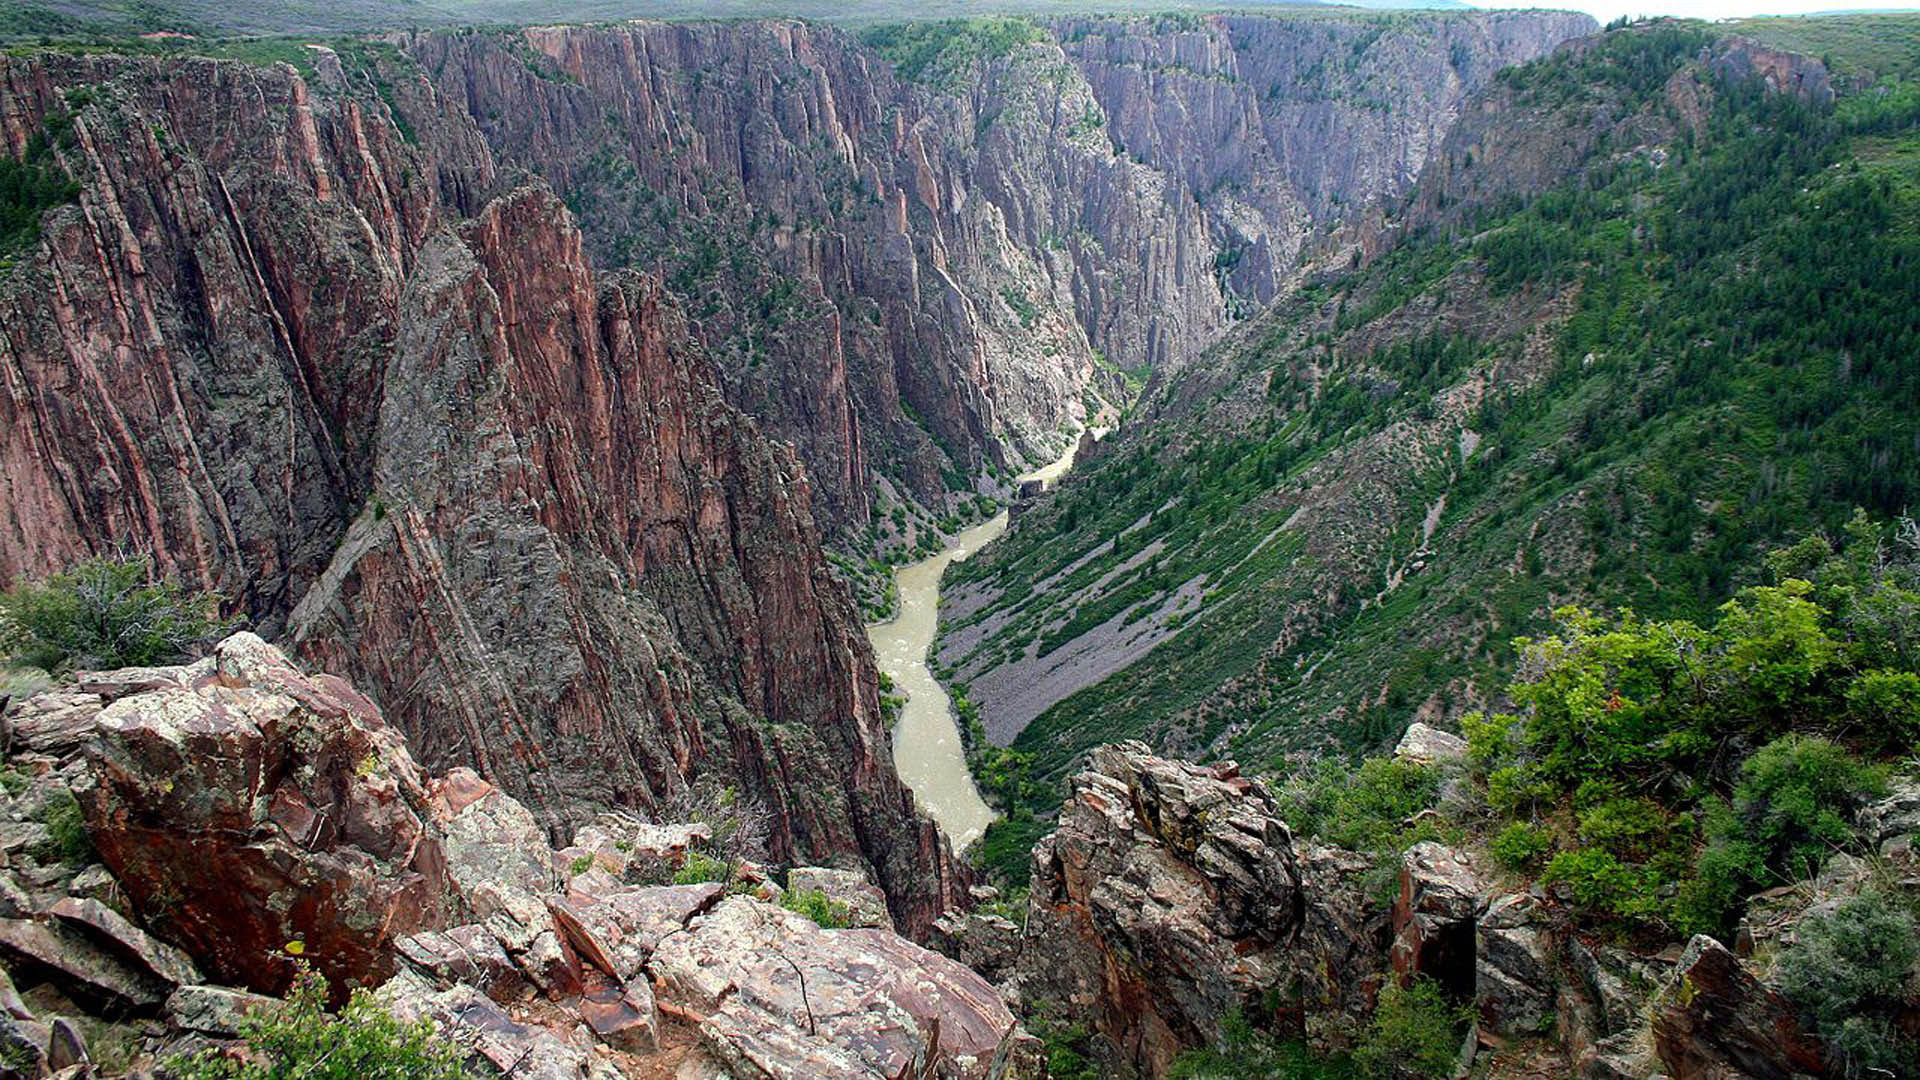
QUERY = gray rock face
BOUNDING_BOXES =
[785,867,895,931]
[1015,742,1383,1074]
[652,896,1039,1079]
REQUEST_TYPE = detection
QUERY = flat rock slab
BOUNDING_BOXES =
[652,897,1033,1080]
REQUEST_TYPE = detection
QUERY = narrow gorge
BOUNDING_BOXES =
[5,5,1914,1079]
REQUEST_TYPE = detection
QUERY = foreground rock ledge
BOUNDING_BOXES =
[0,635,1038,1078]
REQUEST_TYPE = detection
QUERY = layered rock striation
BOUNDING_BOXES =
[0,50,956,931]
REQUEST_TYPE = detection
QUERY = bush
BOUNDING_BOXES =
[1490,821,1553,872]
[169,966,464,1079]
[1727,734,1885,881]
[1276,757,1453,902]
[780,888,856,929]
[671,851,732,886]
[1352,977,1470,1079]
[2,555,230,672]
[1462,532,1918,936]
[33,787,91,867]
[1776,892,1920,1079]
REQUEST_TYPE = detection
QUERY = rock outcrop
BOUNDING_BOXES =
[0,648,1040,1078]
[1653,936,1827,1080]
[75,633,450,998]
[1015,742,1383,1075]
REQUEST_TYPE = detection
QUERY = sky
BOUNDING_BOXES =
[1465,0,1917,24]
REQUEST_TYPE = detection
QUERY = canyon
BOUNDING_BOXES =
[11,7,1911,1079]
[0,10,1588,935]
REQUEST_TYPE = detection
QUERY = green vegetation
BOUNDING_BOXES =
[2,555,232,673]
[1168,1010,1358,1079]
[1165,978,1464,1080]
[1776,891,1920,1079]
[1274,757,1454,902]
[32,787,93,867]
[859,18,1043,87]
[671,851,733,886]
[779,887,857,929]
[169,965,464,1079]
[1466,518,1916,938]
[1,114,80,260]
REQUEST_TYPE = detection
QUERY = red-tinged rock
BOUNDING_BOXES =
[47,896,201,990]
[394,925,529,1004]
[77,633,451,999]
[1016,742,1383,1075]
[0,918,163,1015]
[1652,936,1827,1080]
[1390,843,1483,1000]
[576,970,659,1054]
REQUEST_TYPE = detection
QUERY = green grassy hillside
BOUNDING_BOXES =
[946,19,1920,878]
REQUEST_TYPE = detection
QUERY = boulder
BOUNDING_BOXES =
[576,971,659,1053]
[433,768,569,993]
[48,897,201,990]
[1393,722,1468,766]
[166,985,279,1037]
[652,896,1039,1079]
[394,924,529,1003]
[786,867,894,930]
[1652,936,1826,1080]
[78,632,453,998]
[928,910,1022,984]
[45,1017,85,1071]
[0,918,165,1014]
[1475,892,1556,1041]
[379,971,616,1080]
[1391,843,1482,1000]
[2,693,104,758]
[1016,743,1381,1072]
[546,882,725,983]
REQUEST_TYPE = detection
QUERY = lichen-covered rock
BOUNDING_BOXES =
[1475,892,1556,1042]
[1016,742,1382,1074]
[652,896,1038,1079]
[785,867,894,931]
[1652,936,1826,1080]
[76,633,451,997]
[1393,722,1469,766]
[1391,843,1483,998]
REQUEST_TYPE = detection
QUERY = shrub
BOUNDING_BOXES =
[1846,668,1920,749]
[2,555,230,672]
[1168,1010,1358,1079]
[1276,757,1452,902]
[780,888,856,929]
[1776,892,1920,1079]
[33,787,91,866]
[1352,977,1470,1079]
[1728,734,1885,881]
[671,851,732,886]
[1490,821,1553,872]
[169,966,464,1079]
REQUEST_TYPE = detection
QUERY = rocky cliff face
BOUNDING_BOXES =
[0,49,958,933]
[396,12,1590,560]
